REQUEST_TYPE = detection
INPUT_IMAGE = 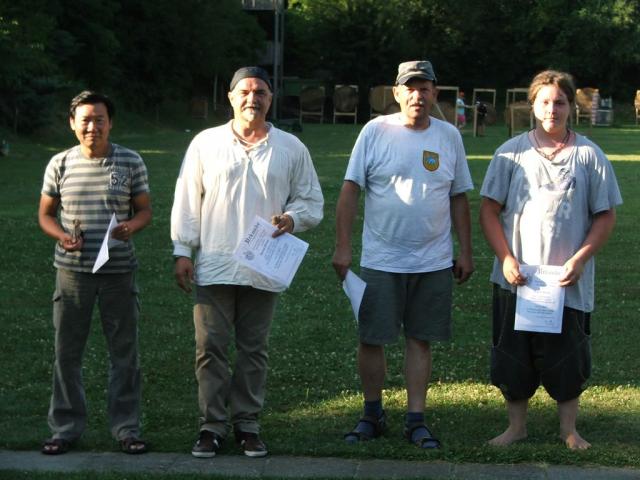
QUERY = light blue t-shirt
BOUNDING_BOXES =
[345,114,473,273]
[480,132,622,312]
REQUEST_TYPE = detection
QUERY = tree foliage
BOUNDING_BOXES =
[0,0,264,131]
[1,0,638,131]
[0,0,61,131]
[113,0,264,108]
[286,0,640,101]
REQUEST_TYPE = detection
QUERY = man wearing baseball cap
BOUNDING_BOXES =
[333,60,474,449]
[172,66,324,458]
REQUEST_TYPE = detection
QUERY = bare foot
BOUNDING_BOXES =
[488,427,527,446]
[562,431,591,450]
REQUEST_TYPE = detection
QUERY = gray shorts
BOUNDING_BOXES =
[357,267,453,345]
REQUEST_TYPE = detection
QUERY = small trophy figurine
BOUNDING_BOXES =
[71,219,82,242]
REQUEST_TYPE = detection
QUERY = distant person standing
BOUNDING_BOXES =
[171,66,323,458]
[333,60,474,449]
[474,101,488,136]
[39,91,152,455]
[480,70,622,450]
[456,91,467,129]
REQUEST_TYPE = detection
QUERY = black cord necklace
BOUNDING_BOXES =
[532,128,571,160]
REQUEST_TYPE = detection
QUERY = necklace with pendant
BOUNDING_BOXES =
[533,128,571,160]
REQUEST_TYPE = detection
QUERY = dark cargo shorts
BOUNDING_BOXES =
[490,284,591,402]
[357,267,453,345]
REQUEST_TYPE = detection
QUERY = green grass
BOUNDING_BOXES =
[0,474,332,480]
[0,120,639,468]
[0,475,349,480]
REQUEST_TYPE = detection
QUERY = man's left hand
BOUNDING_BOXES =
[271,214,294,238]
[558,257,584,287]
[112,222,132,242]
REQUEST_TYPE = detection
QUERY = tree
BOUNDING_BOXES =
[114,0,265,109]
[285,0,640,103]
[0,0,63,131]
[52,0,121,91]
[287,0,424,86]
[0,0,268,128]
[2,0,637,131]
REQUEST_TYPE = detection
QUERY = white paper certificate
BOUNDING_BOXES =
[233,215,309,288]
[342,270,367,323]
[515,265,565,333]
[92,213,125,274]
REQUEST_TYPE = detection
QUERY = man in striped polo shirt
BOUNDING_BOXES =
[38,91,152,455]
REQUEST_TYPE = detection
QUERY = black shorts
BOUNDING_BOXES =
[490,284,591,402]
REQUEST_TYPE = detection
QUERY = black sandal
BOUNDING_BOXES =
[344,410,386,443]
[120,437,148,454]
[41,438,71,455]
[404,422,441,449]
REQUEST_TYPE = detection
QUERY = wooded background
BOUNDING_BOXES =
[2,0,639,131]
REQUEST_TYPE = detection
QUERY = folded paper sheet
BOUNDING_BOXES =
[515,265,565,334]
[233,215,309,288]
[92,213,125,273]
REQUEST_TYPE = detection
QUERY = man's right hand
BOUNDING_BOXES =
[502,255,527,286]
[174,256,194,293]
[332,246,352,281]
[59,233,83,252]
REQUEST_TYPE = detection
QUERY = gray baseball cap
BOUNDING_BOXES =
[396,60,437,85]
[230,66,272,91]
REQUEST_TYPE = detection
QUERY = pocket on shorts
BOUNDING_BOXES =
[572,310,591,337]
[131,281,140,312]
[492,285,514,348]
[51,287,62,327]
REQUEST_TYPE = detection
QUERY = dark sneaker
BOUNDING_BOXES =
[235,431,268,458]
[191,430,222,458]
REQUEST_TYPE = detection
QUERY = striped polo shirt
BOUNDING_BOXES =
[41,143,149,273]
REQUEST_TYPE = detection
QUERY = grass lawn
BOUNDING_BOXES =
[2,474,325,480]
[0,119,638,468]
